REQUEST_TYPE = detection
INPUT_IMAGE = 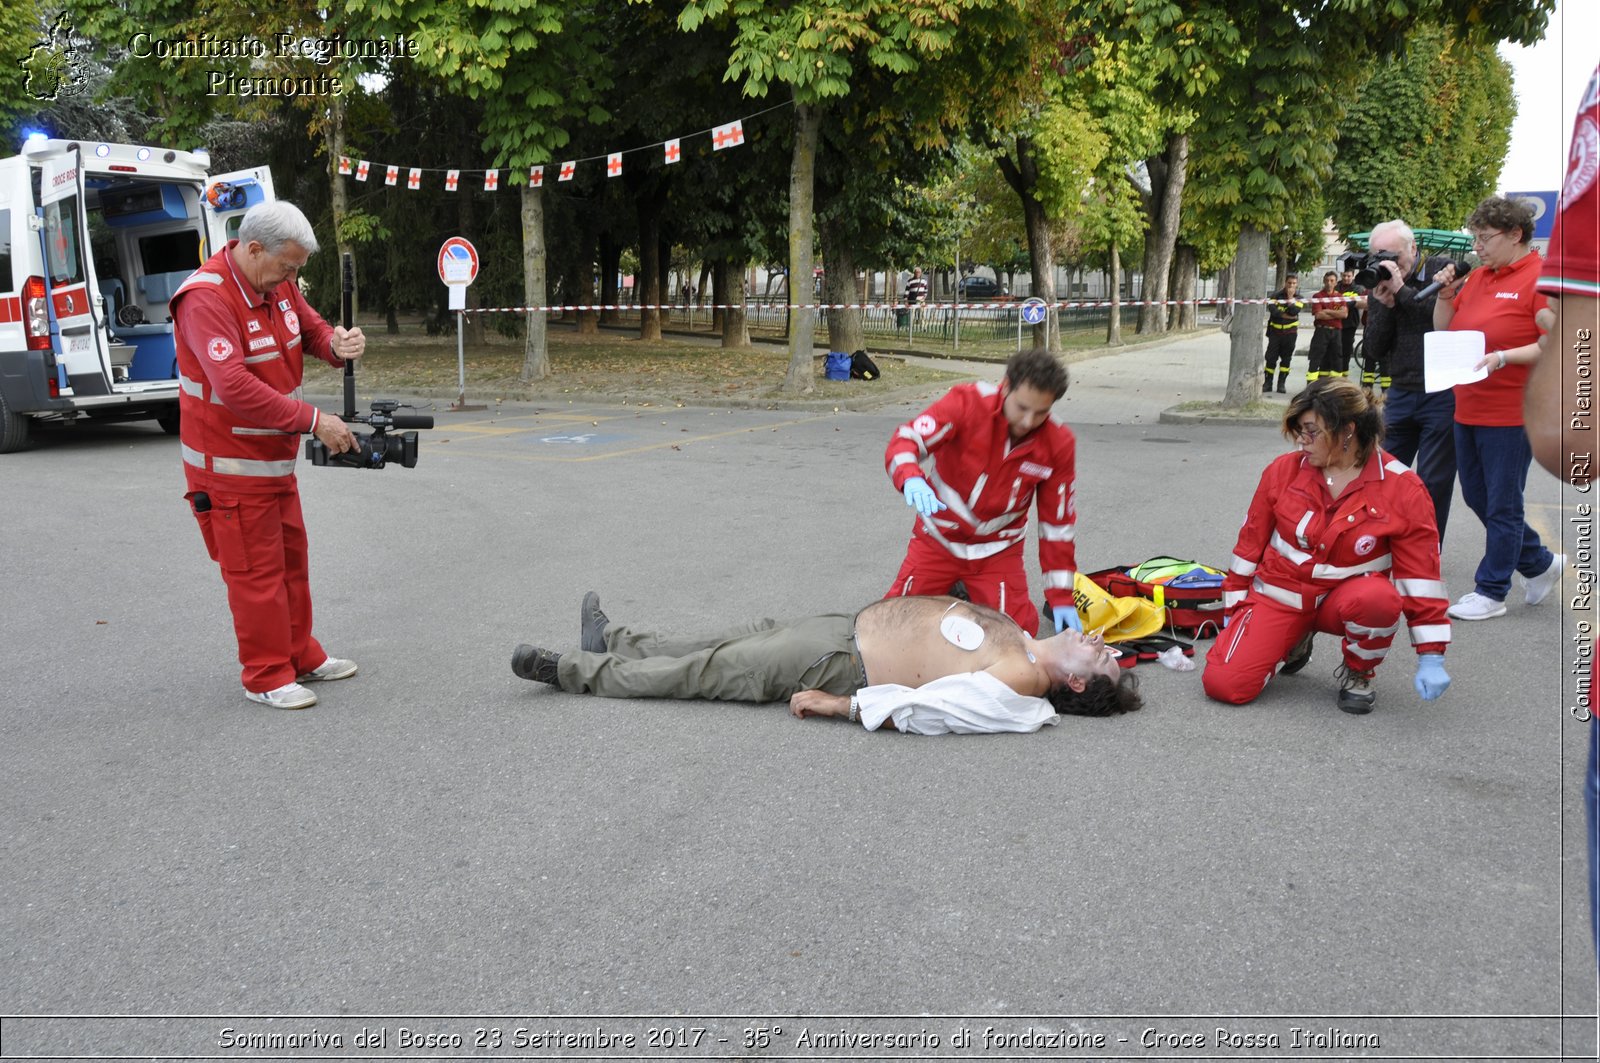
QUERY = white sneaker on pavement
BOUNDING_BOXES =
[1524,554,1566,607]
[297,657,358,682]
[1447,591,1507,621]
[244,682,318,710]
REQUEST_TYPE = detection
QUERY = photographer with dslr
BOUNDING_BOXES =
[172,201,365,710]
[1359,219,1462,541]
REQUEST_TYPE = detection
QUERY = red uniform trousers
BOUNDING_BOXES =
[884,534,1042,635]
[187,486,326,693]
[1202,575,1401,705]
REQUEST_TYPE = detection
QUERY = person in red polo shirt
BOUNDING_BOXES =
[1433,195,1564,621]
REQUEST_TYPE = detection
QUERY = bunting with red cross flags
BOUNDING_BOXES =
[529,165,544,187]
[355,160,371,181]
[407,168,421,190]
[338,156,352,175]
[607,152,622,178]
[484,170,499,191]
[384,165,398,186]
[664,139,681,165]
[712,120,744,150]
[559,161,575,182]
[445,169,460,192]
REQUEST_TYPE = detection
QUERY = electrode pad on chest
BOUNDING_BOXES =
[940,608,985,651]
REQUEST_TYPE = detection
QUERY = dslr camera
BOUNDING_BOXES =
[305,400,433,470]
[1342,250,1403,289]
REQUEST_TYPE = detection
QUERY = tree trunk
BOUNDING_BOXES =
[599,232,621,325]
[818,214,865,354]
[720,256,750,348]
[519,184,550,382]
[782,101,822,393]
[636,195,663,341]
[1107,243,1123,346]
[326,96,356,320]
[996,138,1059,353]
[1216,262,1234,327]
[1136,131,1188,334]
[1225,224,1272,408]
[1170,244,1198,330]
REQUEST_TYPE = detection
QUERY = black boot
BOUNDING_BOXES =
[1263,371,1273,392]
[1276,374,1288,393]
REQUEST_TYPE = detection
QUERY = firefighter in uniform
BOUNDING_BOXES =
[1202,379,1452,714]
[1263,274,1303,393]
[172,201,364,710]
[883,348,1079,637]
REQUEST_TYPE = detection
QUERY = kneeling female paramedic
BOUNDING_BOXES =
[1202,378,1453,714]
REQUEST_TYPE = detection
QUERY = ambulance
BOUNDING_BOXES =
[0,135,273,452]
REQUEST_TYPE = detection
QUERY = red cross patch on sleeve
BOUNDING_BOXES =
[207,337,235,362]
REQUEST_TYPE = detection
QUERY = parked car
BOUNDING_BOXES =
[956,275,1009,300]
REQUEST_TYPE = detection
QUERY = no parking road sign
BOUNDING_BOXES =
[439,237,479,311]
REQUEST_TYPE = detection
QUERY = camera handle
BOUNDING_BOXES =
[340,252,357,421]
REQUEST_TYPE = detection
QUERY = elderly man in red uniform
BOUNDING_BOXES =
[172,200,364,710]
[883,347,1078,636]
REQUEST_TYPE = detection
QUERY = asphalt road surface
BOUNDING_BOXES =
[0,396,1590,1061]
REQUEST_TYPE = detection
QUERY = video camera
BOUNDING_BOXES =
[1341,250,1403,289]
[306,400,432,469]
[304,253,433,471]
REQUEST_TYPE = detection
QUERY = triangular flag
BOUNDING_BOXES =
[558,161,575,182]
[606,152,622,178]
[484,170,499,191]
[664,139,681,165]
[712,120,744,150]
[384,164,398,186]
[407,168,421,190]
[445,169,460,192]
[529,165,544,187]
[338,156,352,175]
[355,159,371,181]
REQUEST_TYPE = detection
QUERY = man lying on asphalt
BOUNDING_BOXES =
[512,593,1143,735]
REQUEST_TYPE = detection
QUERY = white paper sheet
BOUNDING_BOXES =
[1424,330,1488,392]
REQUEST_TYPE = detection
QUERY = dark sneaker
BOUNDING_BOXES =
[580,591,610,653]
[1335,665,1376,715]
[512,645,562,685]
[1280,632,1314,675]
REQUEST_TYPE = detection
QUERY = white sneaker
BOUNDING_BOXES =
[1524,554,1566,607]
[297,657,358,682]
[1447,591,1507,621]
[244,682,318,710]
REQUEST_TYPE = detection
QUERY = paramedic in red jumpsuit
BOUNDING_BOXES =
[1202,378,1453,714]
[883,348,1078,636]
[171,201,364,710]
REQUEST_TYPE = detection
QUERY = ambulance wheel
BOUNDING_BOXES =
[156,407,180,435]
[0,391,31,453]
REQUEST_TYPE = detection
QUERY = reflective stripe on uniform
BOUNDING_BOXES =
[1270,531,1313,567]
[1311,554,1392,580]
[211,455,297,477]
[1251,577,1302,610]
[1395,578,1447,599]
[1408,623,1452,646]
[1038,521,1074,542]
[231,426,296,437]
[243,352,283,365]
[1229,553,1258,577]
[1042,570,1075,590]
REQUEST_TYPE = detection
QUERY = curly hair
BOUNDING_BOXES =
[1047,669,1143,717]
[1283,377,1385,466]
[1467,195,1536,245]
[1005,347,1069,401]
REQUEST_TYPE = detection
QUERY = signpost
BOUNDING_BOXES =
[438,237,485,411]
[1018,296,1048,351]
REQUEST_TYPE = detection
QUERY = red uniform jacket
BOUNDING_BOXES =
[171,243,340,493]
[884,381,1078,609]
[1224,449,1451,655]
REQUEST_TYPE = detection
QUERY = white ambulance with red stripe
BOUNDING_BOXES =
[0,135,272,452]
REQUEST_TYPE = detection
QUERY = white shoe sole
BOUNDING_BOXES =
[1446,603,1506,621]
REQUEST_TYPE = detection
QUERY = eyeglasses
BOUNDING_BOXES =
[1472,230,1509,248]
[1292,423,1324,443]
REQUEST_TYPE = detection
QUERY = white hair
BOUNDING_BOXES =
[237,201,319,255]
[1368,219,1416,250]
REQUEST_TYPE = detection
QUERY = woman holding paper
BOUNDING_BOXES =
[1434,195,1563,621]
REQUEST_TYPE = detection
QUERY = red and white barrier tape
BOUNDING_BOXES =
[458,297,1284,315]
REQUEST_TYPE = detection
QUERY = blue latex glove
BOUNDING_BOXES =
[902,476,947,518]
[1414,654,1450,700]
[1053,605,1082,633]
